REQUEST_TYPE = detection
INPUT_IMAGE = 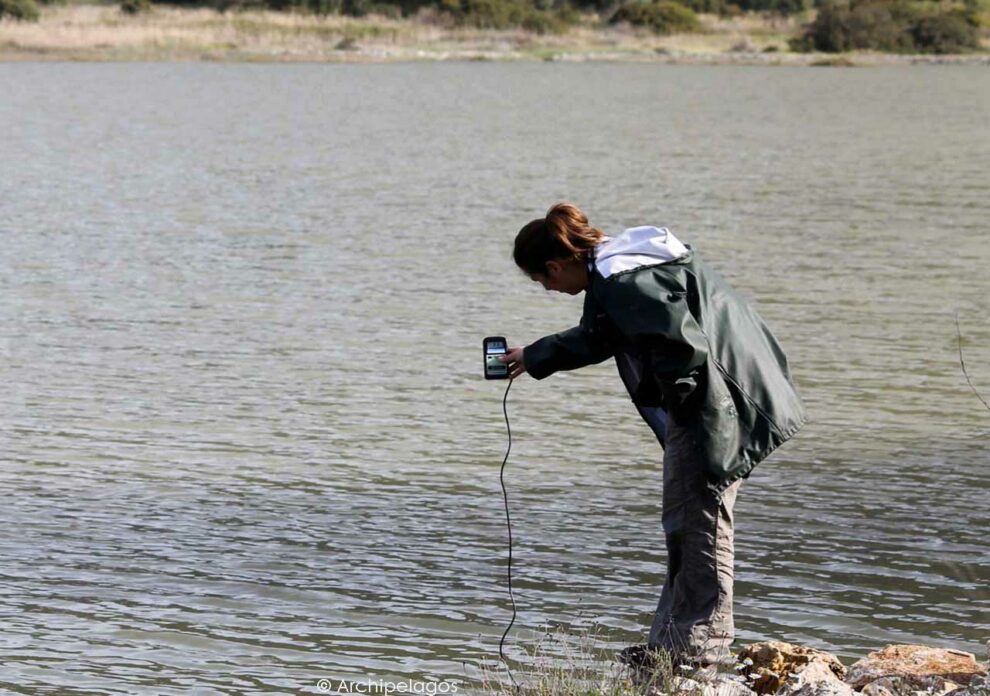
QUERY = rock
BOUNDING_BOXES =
[927,678,967,696]
[644,676,700,696]
[859,676,966,696]
[776,660,857,696]
[672,676,704,692]
[953,672,990,696]
[862,677,898,696]
[705,675,759,696]
[845,645,988,693]
[648,675,758,696]
[738,642,847,695]
[714,676,760,696]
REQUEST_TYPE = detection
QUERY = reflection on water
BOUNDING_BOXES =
[0,63,988,693]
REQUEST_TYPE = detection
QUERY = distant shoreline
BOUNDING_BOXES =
[2,5,989,65]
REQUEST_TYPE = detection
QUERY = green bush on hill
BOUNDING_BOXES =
[0,0,40,19]
[336,0,405,16]
[120,0,151,13]
[565,0,609,11]
[752,0,807,12]
[964,0,990,26]
[672,0,724,13]
[437,0,577,30]
[795,0,915,50]
[438,0,526,26]
[792,0,980,52]
[610,0,812,17]
[610,0,701,33]
[521,6,579,32]
[910,9,980,50]
[674,0,810,17]
[731,0,807,14]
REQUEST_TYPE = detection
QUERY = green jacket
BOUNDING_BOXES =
[524,234,805,495]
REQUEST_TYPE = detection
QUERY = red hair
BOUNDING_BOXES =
[513,202,604,275]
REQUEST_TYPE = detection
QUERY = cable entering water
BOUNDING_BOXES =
[497,377,520,692]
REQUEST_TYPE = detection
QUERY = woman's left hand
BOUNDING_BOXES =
[500,346,527,379]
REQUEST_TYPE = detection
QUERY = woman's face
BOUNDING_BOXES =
[529,257,588,295]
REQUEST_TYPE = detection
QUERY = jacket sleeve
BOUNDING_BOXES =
[523,294,614,380]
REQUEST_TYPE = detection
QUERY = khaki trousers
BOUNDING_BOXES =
[647,421,741,665]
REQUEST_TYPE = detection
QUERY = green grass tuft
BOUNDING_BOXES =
[477,624,686,696]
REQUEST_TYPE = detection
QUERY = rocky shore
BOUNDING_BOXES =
[648,641,990,696]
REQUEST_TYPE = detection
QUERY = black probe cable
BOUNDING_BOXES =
[497,376,521,692]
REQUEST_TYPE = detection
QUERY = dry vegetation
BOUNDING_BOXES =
[0,2,986,61]
[0,4,413,59]
[478,623,683,696]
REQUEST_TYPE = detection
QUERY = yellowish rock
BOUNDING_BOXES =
[845,645,987,692]
[738,642,847,695]
[777,660,856,696]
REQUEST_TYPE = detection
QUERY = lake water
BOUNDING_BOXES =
[1,62,988,695]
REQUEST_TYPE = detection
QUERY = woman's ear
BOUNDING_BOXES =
[545,260,562,278]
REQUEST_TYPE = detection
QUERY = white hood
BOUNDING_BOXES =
[594,226,688,279]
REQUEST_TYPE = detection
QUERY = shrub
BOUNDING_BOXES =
[760,0,807,12]
[120,0,151,13]
[733,0,808,14]
[565,0,617,13]
[844,0,913,51]
[301,0,336,11]
[439,0,526,26]
[674,0,804,15]
[438,0,577,29]
[521,7,576,32]
[963,0,990,26]
[910,9,980,52]
[611,0,701,33]
[792,0,903,51]
[384,0,431,15]
[792,0,981,52]
[678,0,768,17]
[0,0,40,20]
[677,0,727,14]
[338,0,406,16]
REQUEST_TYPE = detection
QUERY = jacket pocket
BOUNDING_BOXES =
[692,362,749,482]
[657,368,703,421]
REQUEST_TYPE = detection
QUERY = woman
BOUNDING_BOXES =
[500,202,805,668]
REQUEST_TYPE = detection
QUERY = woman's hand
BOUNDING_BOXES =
[500,346,527,379]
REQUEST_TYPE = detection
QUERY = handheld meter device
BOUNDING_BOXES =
[483,336,510,380]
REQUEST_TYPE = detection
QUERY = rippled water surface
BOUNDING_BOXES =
[1,63,988,694]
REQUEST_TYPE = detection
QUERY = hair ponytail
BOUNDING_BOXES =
[513,202,604,276]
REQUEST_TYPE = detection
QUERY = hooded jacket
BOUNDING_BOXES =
[523,226,806,495]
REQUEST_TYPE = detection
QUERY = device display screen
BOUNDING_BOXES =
[484,338,508,379]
